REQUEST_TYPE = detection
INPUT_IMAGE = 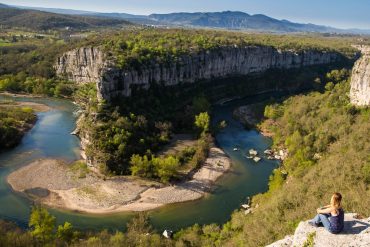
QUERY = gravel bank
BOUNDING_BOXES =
[7,147,231,214]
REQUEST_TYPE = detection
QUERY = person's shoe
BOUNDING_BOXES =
[308,221,319,227]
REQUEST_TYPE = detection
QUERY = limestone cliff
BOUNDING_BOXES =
[350,46,370,106]
[55,47,110,85]
[267,213,370,247]
[55,46,342,101]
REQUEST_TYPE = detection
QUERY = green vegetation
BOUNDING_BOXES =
[0,104,36,150]
[29,206,56,243]
[70,161,90,179]
[77,77,213,176]
[0,31,78,97]
[202,69,368,246]
[0,32,66,77]
[130,154,180,183]
[129,114,211,183]
[0,75,75,97]
[0,8,131,31]
[79,29,362,70]
[195,112,210,134]
[0,208,172,247]
[303,232,316,247]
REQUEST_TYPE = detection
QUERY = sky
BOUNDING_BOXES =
[2,0,370,29]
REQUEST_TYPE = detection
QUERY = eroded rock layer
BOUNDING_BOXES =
[55,46,342,101]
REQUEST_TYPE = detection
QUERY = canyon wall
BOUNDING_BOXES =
[350,46,370,106]
[55,46,342,101]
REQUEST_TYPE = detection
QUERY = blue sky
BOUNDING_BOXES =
[2,0,370,29]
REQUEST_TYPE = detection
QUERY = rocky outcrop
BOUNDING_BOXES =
[55,47,110,85]
[350,46,370,106]
[55,46,342,101]
[267,213,370,247]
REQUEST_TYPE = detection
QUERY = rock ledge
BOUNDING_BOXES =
[267,213,370,247]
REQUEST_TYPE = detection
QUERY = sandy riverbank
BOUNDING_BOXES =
[0,95,51,112]
[7,147,231,214]
[2,101,51,112]
[0,92,43,98]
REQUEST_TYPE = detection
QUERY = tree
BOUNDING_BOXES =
[126,212,152,235]
[153,156,180,183]
[29,206,56,243]
[110,231,126,247]
[130,154,153,178]
[56,222,74,244]
[195,112,210,134]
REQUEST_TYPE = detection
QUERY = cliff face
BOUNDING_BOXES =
[350,46,370,106]
[55,47,109,85]
[55,46,342,101]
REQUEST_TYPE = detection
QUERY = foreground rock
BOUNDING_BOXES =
[267,213,370,247]
[55,46,342,101]
[7,147,230,214]
[350,46,370,106]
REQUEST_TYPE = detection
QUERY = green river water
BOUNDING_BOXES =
[0,93,279,232]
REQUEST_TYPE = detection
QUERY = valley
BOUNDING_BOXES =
[0,2,369,246]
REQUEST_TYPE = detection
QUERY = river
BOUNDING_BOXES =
[0,93,279,232]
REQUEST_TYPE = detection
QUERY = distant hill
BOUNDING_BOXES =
[148,11,341,33]
[0,5,132,30]
[12,5,146,19]
[2,3,370,34]
[10,4,159,27]
[0,3,10,8]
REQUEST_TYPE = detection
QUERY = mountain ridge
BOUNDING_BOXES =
[149,11,341,33]
[1,3,370,34]
[0,3,132,30]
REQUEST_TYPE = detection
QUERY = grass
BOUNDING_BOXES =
[0,40,13,47]
[69,160,89,179]
[302,232,316,247]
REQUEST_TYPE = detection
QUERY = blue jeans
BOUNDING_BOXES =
[312,214,333,233]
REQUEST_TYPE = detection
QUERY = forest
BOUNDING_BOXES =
[82,29,360,70]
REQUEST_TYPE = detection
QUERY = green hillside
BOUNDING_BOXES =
[0,8,132,30]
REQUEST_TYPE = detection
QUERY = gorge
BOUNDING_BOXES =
[1,27,369,247]
[54,42,350,174]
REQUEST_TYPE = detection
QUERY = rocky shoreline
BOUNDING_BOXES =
[7,147,231,214]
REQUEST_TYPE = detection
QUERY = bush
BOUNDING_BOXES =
[130,154,180,183]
